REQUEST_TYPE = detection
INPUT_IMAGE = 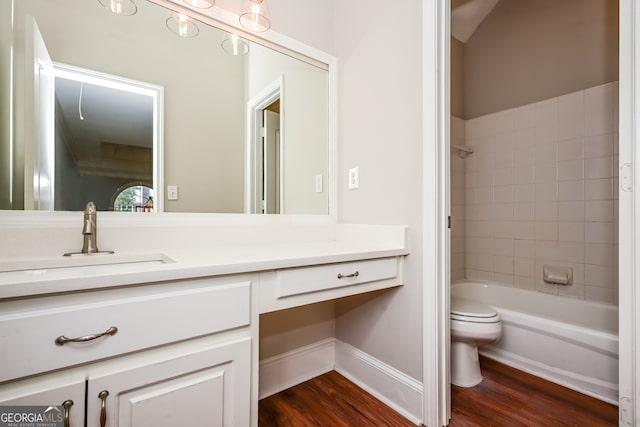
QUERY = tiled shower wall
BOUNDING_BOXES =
[451,116,466,282]
[461,82,619,304]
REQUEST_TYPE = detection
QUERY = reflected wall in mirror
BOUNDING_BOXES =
[1,0,329,214]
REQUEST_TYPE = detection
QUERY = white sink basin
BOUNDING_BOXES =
[0,253,174,275]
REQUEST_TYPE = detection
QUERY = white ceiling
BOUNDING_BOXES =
[451,0,501,43]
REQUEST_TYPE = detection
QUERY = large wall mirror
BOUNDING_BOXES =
[0,0,330,215]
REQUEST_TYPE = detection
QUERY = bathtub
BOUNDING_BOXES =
[451,280,619,404]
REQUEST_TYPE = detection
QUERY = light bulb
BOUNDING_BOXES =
[178,14,189,37]
[110,0,123,14]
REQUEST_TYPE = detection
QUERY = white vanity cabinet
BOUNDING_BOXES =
[0,274,255,427]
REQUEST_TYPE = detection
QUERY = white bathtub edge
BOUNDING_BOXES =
[480,348,619,406]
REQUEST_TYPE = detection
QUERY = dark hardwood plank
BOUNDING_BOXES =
[259,370,416,426]
[449,357,619,427]
[259,357,618,427]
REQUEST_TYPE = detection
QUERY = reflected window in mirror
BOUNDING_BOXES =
[113,183,154,212]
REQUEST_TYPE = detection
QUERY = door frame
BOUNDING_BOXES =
[245,76,283,214]
[425,1,639,426]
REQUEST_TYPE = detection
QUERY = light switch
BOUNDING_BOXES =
[167,185,178,200]
[348,167,359,189]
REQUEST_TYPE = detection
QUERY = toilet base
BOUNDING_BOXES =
[451,342,483,387]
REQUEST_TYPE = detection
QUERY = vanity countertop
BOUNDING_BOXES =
[0,226,409,299]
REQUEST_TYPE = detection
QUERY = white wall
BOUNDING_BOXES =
[333,0,424,382]
[247,45,329,215]
[0,0,11,210]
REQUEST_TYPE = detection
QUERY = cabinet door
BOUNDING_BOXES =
[86,337,251,427]
[0,379,85,426]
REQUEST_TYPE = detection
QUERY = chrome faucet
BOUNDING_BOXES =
[82,201,99,254]
[64,202,114,256]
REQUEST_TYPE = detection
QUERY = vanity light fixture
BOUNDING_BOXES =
[221,33,249,56]
[239,0,271,33]
[183,0,214,8]
[166,13,200,38]
[97,0,137,16]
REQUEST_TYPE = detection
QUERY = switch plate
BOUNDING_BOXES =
[315,174,323,193]
[348,167,359,189]
[167,185,178,200]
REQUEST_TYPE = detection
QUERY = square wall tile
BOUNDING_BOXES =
[514,257,535,277]
[585,243,615,266]
[494,221,515,239]
[535,182,558,202]
[558,201,585,221]
[535,202,558,221]
[535,143,558,164]
[514,129,535,149]
[585,264,614,288]
[514,105,535,130]
[585,178,614,200]
[585,222,614,244]
[514,221,535,239]
[534,98,559,144]
[514,166,535,184]
[558,159,584,181]
[559,221,585,243]
[558,242,585,263]
[514,239,535,258]
[585,134,614,158]
[558,180,584,201]
[558,90,585,141]
[585,83,614,136]
[494,185,514,204]
[514,275,535,290]
[514,184,535,202]
[495,110,515,135]
[514,203,535,221]
[559,283,586,300]
[535,221,558,241]
[585,286,614,303]
[514,145,535,166]
[493,168,513,186]
[558,138,584,161]
[585,200,614,222]
[534,162,558,183]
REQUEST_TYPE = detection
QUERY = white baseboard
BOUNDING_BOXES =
[258,338,424,425]
[259,338,335,399]
[335,340,423,424]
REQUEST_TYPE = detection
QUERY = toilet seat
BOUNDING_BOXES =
[451,297,500,323]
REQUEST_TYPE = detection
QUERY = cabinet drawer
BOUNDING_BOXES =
[260,257,402,313]
[277,258,397,298]
[0,280,250,382]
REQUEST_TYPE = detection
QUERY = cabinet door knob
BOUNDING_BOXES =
[62,400,73,427]
[55,326,118,346]
[337,271,359,279]
[98,390,109,427]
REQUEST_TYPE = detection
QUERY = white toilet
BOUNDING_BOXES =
[450,296,502,387]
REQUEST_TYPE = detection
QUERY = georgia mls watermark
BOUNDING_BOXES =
[0,405,65,427]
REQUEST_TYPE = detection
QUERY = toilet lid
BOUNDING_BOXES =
[451,297,498,319]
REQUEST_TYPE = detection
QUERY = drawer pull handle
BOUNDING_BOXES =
[62,399,73,427]
[337,271,359,279]
[55,326,118,346]
[98,390,109,427]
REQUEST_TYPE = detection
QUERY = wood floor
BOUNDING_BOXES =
[450,356,619,427]
[259,357,619,427]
